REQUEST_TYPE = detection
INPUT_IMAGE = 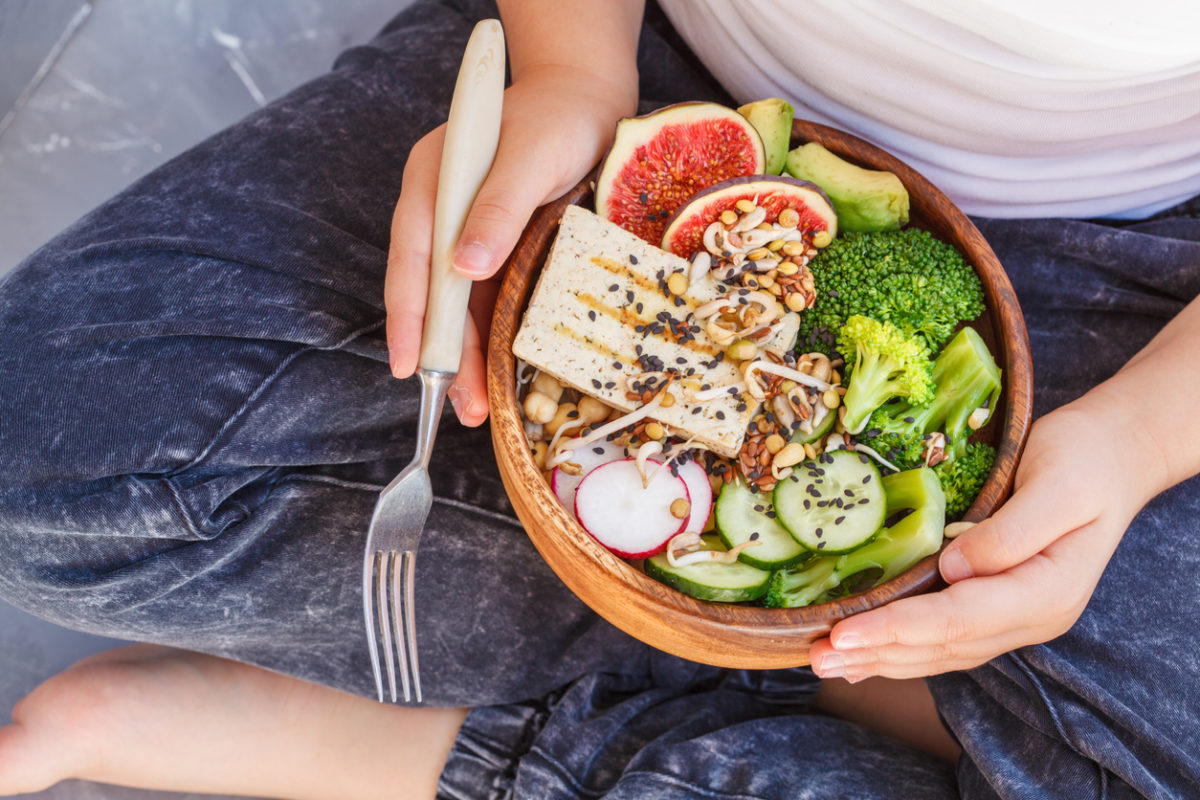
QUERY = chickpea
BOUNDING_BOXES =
[530,440,549,470]
[544,402,581,437]
[523,391,557,425]
[577,396,610,426]
[531,372,564,403]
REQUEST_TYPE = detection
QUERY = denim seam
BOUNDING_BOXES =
[604,770,769,800]
[61,236,383,311]
[432,495,521,527]
[169,318,386,480]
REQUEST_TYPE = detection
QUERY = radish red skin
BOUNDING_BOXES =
[676,459,713,533]
[574,458,690,558]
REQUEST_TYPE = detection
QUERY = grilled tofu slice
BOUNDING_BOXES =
[513,205,798,458]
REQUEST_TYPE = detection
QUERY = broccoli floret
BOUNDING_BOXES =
[838,315,935,435]
[835,467,946,586]
[797,228,985,353]
[934,441,997,519]
[860,404,927,470]
[862,326,1002,458]
[858,327,1002,515]
[763,555,841,609]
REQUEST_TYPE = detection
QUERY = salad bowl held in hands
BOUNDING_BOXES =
[485,118,1032,669]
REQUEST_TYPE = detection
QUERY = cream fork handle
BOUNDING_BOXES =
[418,19,506,373]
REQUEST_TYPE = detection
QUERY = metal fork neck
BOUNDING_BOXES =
[413,368,456,469]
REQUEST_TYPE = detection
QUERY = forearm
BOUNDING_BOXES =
[1069,290,1200,506]
[498,0,643,111]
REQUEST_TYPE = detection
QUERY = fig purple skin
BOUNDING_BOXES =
[660,174,838,257]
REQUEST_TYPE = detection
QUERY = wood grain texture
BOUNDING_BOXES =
[486,119,1033,668]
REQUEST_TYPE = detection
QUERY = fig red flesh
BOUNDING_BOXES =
[595,103,765,246]
[660,175,837,258]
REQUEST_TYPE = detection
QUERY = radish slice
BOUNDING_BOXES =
[574,458,689,558]
[675,459,713,533]
[551,439,625,510]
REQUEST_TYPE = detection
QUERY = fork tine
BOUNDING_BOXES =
[363,550,385,703]
[391,553,412,703]
[379,551,399,703]
[402,550,423,704]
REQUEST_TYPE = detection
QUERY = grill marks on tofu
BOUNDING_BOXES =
[514,205,768,458]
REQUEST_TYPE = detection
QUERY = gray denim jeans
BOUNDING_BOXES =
[1,1,1198,798]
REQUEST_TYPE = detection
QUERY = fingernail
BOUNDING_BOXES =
[817,653,845,679]
[833,631,864,650]
[448,386,472,419]
[454,242,492,277]
[941,548,974,583]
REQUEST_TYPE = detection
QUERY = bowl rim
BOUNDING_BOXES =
[486,117,1033,668]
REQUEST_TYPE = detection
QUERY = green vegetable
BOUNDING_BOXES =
[644,534,771,603]
[762,554,841,608]
[864,326,1002,466]
[797,228,985,353]
[834,467,946,586]
[838,314,935,435]
[773,450,885,553]
[715,478,808,570]
[860,326,1002,517]
[737,97,794,175]
[785,142,909,232]
[762,467,946,607]
[934,441,997,519]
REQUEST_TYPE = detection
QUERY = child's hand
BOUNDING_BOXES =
[810,399,1158,680]
[385,63,638,427]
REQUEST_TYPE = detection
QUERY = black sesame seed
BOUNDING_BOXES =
[608,283,619,292]
[626,290,635,303]
[591,379,601,389]
[715,411,726,420]
[593,446,605,455]
[630,254,638,265]
[588,310,597,321]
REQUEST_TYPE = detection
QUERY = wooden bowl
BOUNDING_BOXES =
[486,118,1033,668]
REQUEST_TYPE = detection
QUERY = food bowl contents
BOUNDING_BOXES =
[511,99,1003,608]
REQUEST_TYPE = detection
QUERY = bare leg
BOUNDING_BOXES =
[0,645,465,799]
[815,676,961,763]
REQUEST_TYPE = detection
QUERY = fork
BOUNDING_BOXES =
[362,18,506,704]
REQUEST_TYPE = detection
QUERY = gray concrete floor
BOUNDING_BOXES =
[0,1,407,797]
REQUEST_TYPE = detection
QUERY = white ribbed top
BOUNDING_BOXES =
[657,0,1200,218]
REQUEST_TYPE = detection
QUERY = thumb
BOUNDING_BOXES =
[938,473,1095,584]
[450,145,563,280]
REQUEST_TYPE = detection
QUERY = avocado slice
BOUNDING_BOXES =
[737,97,794,175]
[785,142,910,232]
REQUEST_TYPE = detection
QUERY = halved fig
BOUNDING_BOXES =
[595,102,765,246]
[660,175,838,258]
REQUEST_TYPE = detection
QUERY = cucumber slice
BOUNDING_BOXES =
[773,450,885,553]
[789,402,837,445]
[644,534,770,603]
[714,479,807,569]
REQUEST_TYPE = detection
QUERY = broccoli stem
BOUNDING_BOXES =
[834,467,945,585]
